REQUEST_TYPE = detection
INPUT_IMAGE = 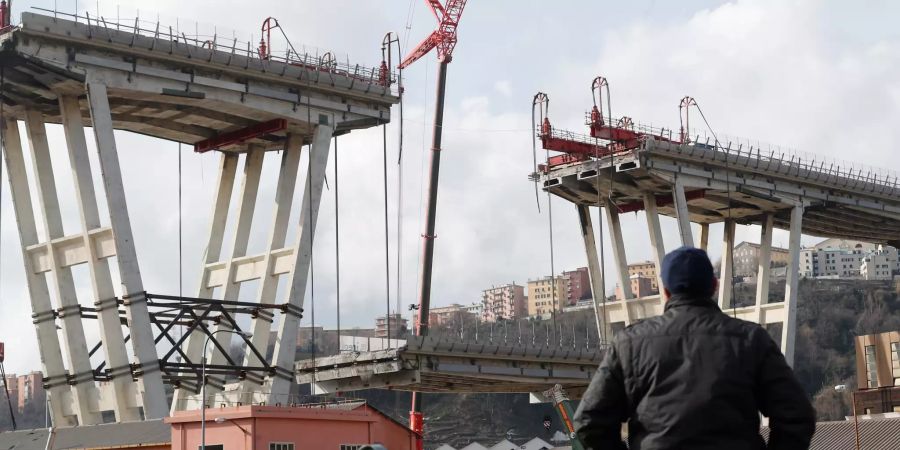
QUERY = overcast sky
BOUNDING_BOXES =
[1,0,899,373]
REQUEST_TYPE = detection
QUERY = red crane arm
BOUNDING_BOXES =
[399,0,468,68]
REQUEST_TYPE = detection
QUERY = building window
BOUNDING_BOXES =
[865,345,878,388]
[199,446,224,450]
[339,446,364,450]
[270,444,294,450]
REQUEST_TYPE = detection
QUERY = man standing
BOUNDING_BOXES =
[574,247,815,449]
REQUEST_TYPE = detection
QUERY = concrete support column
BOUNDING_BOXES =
[171,153,238,412]
[87,80,168,419]
[718,220,736,309]
[202,147,265,402]
[2,119,77,426]
[24,111,101,425]
[269,122,334,402]
[605,201,633,326]
[242,134,303,396]
[576,204,607,341]
[673,177,694,247]
[698,223,710,251]
[754,214,775,324]
[782,205,804,367]
[59,96,140,421]
[643,194,666,297]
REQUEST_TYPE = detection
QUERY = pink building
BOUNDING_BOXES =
[167,403,418,450]
[481,283,526,322]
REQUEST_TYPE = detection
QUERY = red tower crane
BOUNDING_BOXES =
[399,1,468,449]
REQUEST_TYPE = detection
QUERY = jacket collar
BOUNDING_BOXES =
[664,293,720,312]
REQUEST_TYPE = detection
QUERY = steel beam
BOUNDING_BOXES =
[86,80,168,419]
[59,95,139,421]
[782,205,804,367]
[268,122,334,402]
[2,119,77,426]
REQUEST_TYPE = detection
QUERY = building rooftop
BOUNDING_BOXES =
[0,419,170,450]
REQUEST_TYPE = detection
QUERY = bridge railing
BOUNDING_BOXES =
[670,132,900,195]
[28,7,401,96]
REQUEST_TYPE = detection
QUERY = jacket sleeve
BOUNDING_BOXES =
[573,341,629,450]
[753,327,816,450]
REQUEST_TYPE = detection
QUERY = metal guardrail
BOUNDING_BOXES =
[27,7,400,96]
[544,114,900,194]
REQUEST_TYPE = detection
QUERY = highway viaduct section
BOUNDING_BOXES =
[296,118,900,402]
[0,12,398,425]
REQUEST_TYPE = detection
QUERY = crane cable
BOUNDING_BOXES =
[305,87,316,383]
[334,136,340,346]
[382,122,392,346]
[689,102,736,315]
[591,78,613,348]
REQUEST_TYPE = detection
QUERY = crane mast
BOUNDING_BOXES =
[400,1,467,449]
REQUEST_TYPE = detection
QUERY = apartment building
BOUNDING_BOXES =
[628,261,659,293]
[733,241,791,277]
[801,239,896,279]
[562,267,592,305]
[429,303,477,326]
[615,275,655,300]
[481,284,527,322]
[375,313,408,338]
[527,276,567,318]
[861,246,900,280]
[1,371,44,412]
[854,331,900,414]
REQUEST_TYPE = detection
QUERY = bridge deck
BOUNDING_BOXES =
[295,336,603,397]
[543,138,900,246]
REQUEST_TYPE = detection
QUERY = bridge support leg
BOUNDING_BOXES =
[698,223,710,251]
[606,201,633,326]
[782,205,804,367]
[754,214,774,324]
[171,153,239,412]
[24,111,101,425]
[204,147,265,400]
[576,205,608,342]
[644,194,666,298]
[718,220,736,310]
[242,134,304,396]
[2,119,77,426]
[60,96,140,422]
[268,122,334,402]
[673,177,694,247]
[87,80,168,419]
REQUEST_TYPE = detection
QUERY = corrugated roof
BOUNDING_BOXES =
[761,417,900,450]
[0,420,170,450]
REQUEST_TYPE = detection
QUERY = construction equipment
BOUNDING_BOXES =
[398,1,468,448]
[543,384,585,450]
[0,342,17,430]
[534,76,682,172]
